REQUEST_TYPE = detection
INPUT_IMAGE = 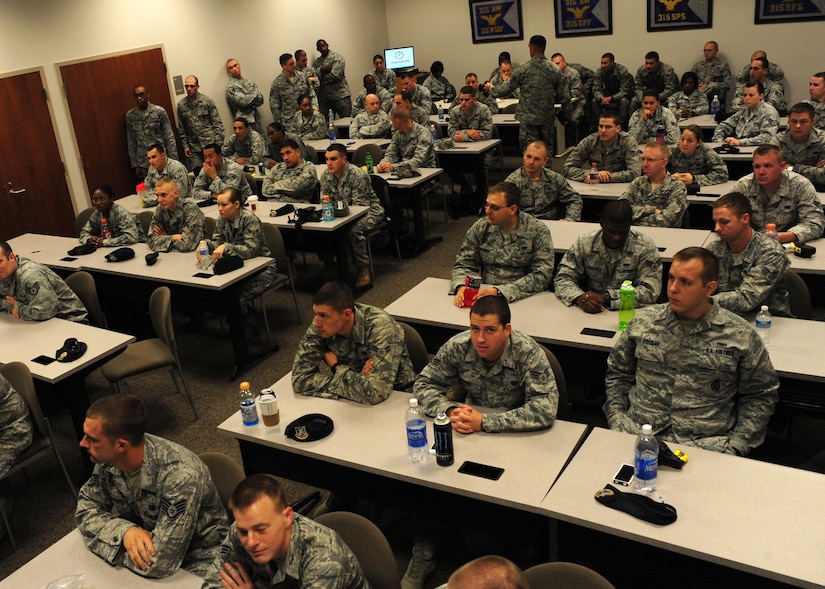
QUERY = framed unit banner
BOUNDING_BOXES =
[554,0,613,37]
[647,0,713,32]
[469,0,524,44]
[755,0,825,24]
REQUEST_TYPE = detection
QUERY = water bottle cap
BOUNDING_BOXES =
[240,381,250,390]
[641,424,653,435]
[409,398,419,407]
[761,305,769,311]
[766,223,776,230]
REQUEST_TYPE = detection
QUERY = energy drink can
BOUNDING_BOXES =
[434,412,454,466]
[463,274,481,307]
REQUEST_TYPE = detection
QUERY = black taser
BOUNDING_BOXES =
[434,412,454,466]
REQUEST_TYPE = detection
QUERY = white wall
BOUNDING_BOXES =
[385,0,820,104]
[0,0,389,214]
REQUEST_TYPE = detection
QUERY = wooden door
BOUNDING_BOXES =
[0,70,74,238]
[60,47,181,201]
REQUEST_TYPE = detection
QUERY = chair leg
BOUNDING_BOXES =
[171,366,198,419]
[0,496,17,551]
[258,295,272,344]
[290,283,302,325]
[366,236,376,284]
[44,418,78,499]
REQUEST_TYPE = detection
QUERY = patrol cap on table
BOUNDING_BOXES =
[67,243,96,256]
[105,247,135,262]
[213,255,243,275]
[55,337,88,363]
[284,413,334,442]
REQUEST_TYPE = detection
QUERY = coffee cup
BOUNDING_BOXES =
[259,392,280,426]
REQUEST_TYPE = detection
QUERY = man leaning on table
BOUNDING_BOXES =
[604,246,779,456]
[147,176,205,252]
[554,200,662,313]
[562,111,641,184]
[505,140,582,221]
[261,138,318,202]
[0,239,88,322]
[76,394,228,578]
[376,107,436,173]
[620,141,687,227]
[192,143,253,202]
[292,281,416,405]
[451,181,554,306]
[415,294,558,434]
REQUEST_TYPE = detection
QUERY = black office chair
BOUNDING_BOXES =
[366,175,403,282]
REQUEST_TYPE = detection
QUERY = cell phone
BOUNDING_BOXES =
[192,272,213,279]
[31,355,56,365]
[458,461,504,481]
[581,327,616,338]
[61,256,78,262]
[613,463,635,486]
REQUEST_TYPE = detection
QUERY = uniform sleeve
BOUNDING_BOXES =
[0,377,32,478]
[664,110,680,145]
[738,108,780,146]
[413,343,463,418]
[356,114,391,139]
[103,207,140,247]
[218,217,263,259]
[712,245,789,314]
[450,223,484,294]
[604,329,645,434]
[787,178,825,243]
[269,79,282,124]
[609,136,642,183]
[192,171,214,201]
[126,116,138,168]
[553,240,588,306]
[693,147,729,186]
[75,471,139,569]
[273,163,318,198]
[160,110,178,160]
[554,174,582,221]
[146,209,173,252]
[177,103,191,152]
[171,206,205,252]
[251,133,266,164]
[496,223,555,303]
[13,269,69,321]
[211,102,225,146]
[79,213,100,245]
[562,139,590,181]
[292,329,339,399]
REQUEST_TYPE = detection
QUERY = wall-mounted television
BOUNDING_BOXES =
[384,46,415,71]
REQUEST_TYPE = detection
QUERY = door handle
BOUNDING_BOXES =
[8,182,26,195]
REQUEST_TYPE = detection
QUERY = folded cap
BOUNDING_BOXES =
[67,243,96,256]
[284,413,334,442]
[55,337,88,363]
[213,255,243,275]
[105,247,135,262]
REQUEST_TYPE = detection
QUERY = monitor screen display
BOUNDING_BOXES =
[384,46,415,71]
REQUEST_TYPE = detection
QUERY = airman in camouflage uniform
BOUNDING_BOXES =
[0,243,88,322]
[691,42,732,101]
[262,158,317,202]
[264,123,312,167]
[551,53,585,125]
[447,97,493,143]
[398,72,433,115]
[77,413,228,580]
[668,143,729,187]
[554,225,662,310]
[803,99,825,131]
[621,173,687,227]
[628,103,680,146]
[177,77,224,170]
[0,373,32,479]
[80,202,140,247]
[378,115,436,170]
[144,150,192,205]
[292,283,415,405]
[371,55,397,93]
[630,54,679,113]
[313,40,351,118]
[349,108,392,139]
[770,103,825,188]
[451,183,554,303]
[223,125,266,165]
[450,74,499,115]
[486,35,572,153]
[712,98,779,146]
[505,142,582,221]
[269,53,318,125]
[421,68,455,103]
[289,108,327,141]
[320,151,384,272]
[351,86,394,117]
[592,55,634,125]
[192,146,253,202]
[414,297,558,433]
[667,90,709,117]
[146,191,205,253]
[731,78,786,113]
[736,55,784,85]
[225,59,265,134]
[604,248,778,456]
[563,116,641,183]
[126,88,178,175]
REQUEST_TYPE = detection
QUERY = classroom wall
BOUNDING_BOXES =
[0,0,389,216]
[385,0,821,106]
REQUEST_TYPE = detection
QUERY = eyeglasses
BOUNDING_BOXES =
[640,157,664,163]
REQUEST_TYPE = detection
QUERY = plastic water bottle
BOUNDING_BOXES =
[100,218,112,240]
[438,104,444,121]
[239,381,259,426]
[321,195,335,222]
[618,280,635,331]
[634,424,658,493]
[655,120,666,143]
[765,223,779,242]
[327,120,336,143]
[430,122,438,143]
[406,398,428,462]
[589,162,599,191]
[756,305,771,349]
[197,240,210,269]
[365,152,374,175]
[710,95,720,115]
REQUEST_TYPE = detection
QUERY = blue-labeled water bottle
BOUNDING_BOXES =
[618,280,635,331]
[321,195,335,222]
[406,398,428,462]
[755,305,771,349]
[710,95,720,115]
[634,424,658,493]
[239,381,259,426]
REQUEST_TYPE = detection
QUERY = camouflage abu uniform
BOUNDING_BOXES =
[736,61,784,85]
[627,105,680,146]
[667,91,709,116]
[177,92,224,170]
[489,55,572,152]
[269,71,317,124]
[320,162,384,267]
[450,212,555,302]
[225,77,265,134]
[292,302,415,404]
[371,67,396,93]
[632,62,679,109]
[146,200,205,252]
[351,87,394,116]
[562,132,641,183]
[80,203,140,247]
[126,103,178,170]
[621,174,688,227]
[504,166,582,221]
[449,90,499,114]
[691,57,733,99]
[381,122,436,168]
[262,159,318,202]
[202,512,369,589]
[770,127,825,187]
[731,78,786,113]
[731,170,825,243]
[422,74,455,102]
[289,110,327,141]
[414,329,558,432]
[0,373,32,478]
[554,228,662,309]
[604,301,779,456]
[144,156,192,206]
[668,144,729,186]
[803,99,825,131]
[313,50,351,117]
[447,102,493,143]
[349,110,392,139]
[706,231,790,316]
[711,101,779,146]
[0,257,87,322]
[75,434,229,578]
[192,159,253,202]
[223,129,266,165]
[592,63,633,117]
[406,84,433,115]
[207,208,278,308]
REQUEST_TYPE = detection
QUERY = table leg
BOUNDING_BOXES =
[403,184,442,257]
[223,288,279,380]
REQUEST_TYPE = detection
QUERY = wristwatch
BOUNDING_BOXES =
[330,362,341,373]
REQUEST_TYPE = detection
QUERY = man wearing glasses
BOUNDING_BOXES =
[451,181,554,306]
[621,141,687,227]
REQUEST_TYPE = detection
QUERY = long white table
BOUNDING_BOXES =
[304,138,390,161]
[0,529,202,588]
[541,427,825,588]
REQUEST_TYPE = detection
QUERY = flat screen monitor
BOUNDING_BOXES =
[384,46,415,71]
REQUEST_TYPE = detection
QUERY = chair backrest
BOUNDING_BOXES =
[137,210,154,237]
[64,271,107,328]
[75,207,95,237]
[304,144,319,164]
[198,452,245,518]
[398,321,428,373]
[538,343,571,420]
[315,511,401,589]
[551,146,575,174]
[523,562,615,589]
[203,216,217,239]
[262,223,292,280]
[149,286,174,348]
[352,144,385,167]
[0,362,47,438]
[782,269,812,320]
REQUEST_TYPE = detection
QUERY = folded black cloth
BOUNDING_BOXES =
[271,203,295,217]
[713,144,740,154]
[105,247,135,262]
[595,484,677,525]
[67,243,96,256]
[284,413,334,442]
[196,198,214,208]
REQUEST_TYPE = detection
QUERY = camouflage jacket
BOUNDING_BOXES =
[668,144,729,186]
[144,157,192,204]
[207,208,271,260]
[80,203,140,247]
[563,132,641,183]
[177,93,224,153]
[0,373,32,478]
[621,174,688,227]
[505,166,582,221]
[490,55,572,124]
[382,123,436,168]
[223,129,266,165]
[192,159,253,202]
[146,200,205,252]
[262,159,318,202]
[126,103,178,168]
[711,101,779,146]
[269,71,317,124]
[0,257,87,322]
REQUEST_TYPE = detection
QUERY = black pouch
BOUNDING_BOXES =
[213,255,243,275]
